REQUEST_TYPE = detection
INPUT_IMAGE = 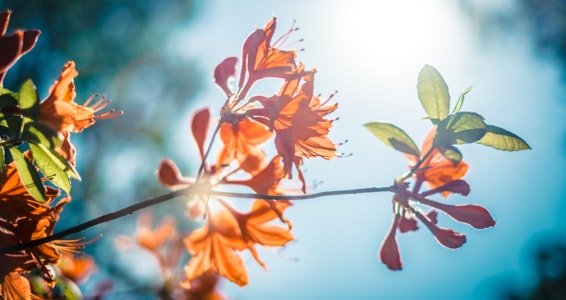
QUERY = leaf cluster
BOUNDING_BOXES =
[365,65,530,165]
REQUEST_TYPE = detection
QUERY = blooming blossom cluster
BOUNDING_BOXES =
[0,9,531,299]
[365,64,529,270]
[157,17,339,288]
[379,128,495,270]
[0,9,119,299]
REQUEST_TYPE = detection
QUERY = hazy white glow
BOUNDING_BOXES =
[325,1,461,76]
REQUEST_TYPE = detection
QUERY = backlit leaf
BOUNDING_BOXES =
[9,146,46,202]
[417,65,450,124]
[364,121,420,157]
[477,125,531,151]
[438,146,462,166]
[22,121,61,148]
[452,86,472,114]
[29,143,75,192]
[18,79,40,120]
[434,112,487,146]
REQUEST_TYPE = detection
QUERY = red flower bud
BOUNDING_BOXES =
[379,215,402,270]
[157,158,193,189]
[398,214,418,233]
[421,180,470,197]
[415,211,466,249]
[418,198,496,229]
[214,57,238,96]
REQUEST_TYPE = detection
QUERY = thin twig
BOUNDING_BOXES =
[0,185,392,255]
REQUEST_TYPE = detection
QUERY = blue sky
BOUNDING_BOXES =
[156,0,566,299]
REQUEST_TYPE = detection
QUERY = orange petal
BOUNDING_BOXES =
[379,214,402,270]
[1,272,32,300]
[191,108,211,159]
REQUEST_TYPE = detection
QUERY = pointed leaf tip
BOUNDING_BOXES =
[417,65,450,123]
[477,124,531,151]
[452,86,472,114]
[434,112,487,146]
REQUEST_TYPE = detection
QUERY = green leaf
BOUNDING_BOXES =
[22,122,61,148]
[452,86,472,114]
[438,146,463,166]
[53,277,82,300]
[364,121,420,157]
[29,143,75,192]
[18,79,40,120]
[0,93,19,111]
[434,112,487,146]
[477,125,531,151]
[0,114,23,139]
[8,147,46,202]
[417,65,450,124]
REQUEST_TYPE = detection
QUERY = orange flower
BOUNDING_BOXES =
[0,9,40,85]
[134,212,182,272]
[249,71,338,192]
[183,197,294,288]
[236,17,301,101]
[135,212,177,254]
[224,156,285,195]
[57,254,96,284]
[0,196,87,298]
[0,159,61,221]
[1,272,35,300]
[222,199,294,270]
[407,128,469,196]
[183,208,248,288]
[223,156,294,228]
[40,61,122,165]
[115,211,186,287]
[217,117,273,175]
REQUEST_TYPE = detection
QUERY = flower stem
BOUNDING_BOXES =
[197,121,222,179]
[0,185,392,255]
[401,147,435,182]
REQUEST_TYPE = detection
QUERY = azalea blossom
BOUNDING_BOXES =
[0,160,59,220]
[57,253,96,284]
[247,71,338,192]
[114,211,191,299]
[213,17,302,103]
[158,107,295,287]
[183,208,248,288]
[0,196,88,299]
[219,198,294,269]
[217,116,273,175]
[223,155,295,228]
[183,199,293,288]
[115,211,183,275]
[40,61,122,165]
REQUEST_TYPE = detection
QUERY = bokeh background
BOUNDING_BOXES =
[1,0,565,299]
